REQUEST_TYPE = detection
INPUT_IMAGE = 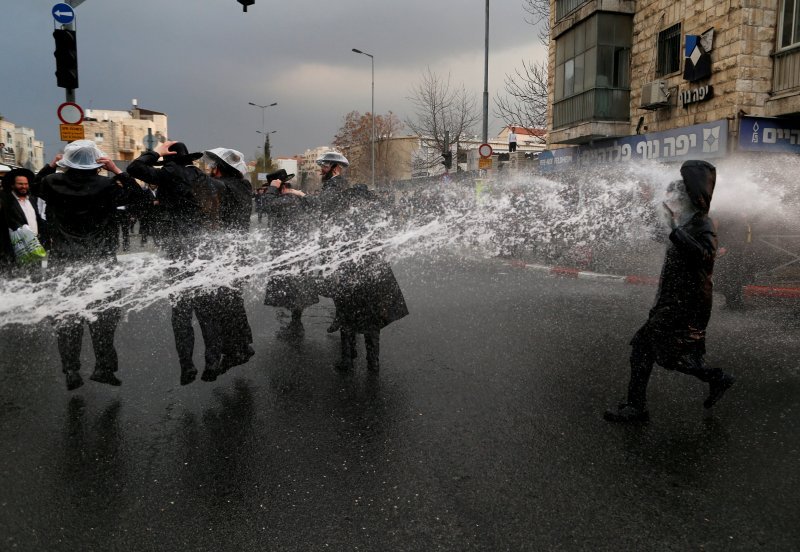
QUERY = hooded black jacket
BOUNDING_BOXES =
[641,160,717,353]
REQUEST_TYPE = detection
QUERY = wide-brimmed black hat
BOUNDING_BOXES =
[157,142,203,166]
[266,169,295,183]
[1,168,35,193]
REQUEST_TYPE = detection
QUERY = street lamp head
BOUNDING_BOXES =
[269,102,277,107]
[352,48,363,54]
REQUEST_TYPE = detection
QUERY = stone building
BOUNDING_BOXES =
[82,100,168,166]
[0,117,45,171]
[543,0,800,169]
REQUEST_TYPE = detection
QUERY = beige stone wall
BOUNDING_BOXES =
[632,0,778,136]
[547,0,784,144]
[82,112,168,163]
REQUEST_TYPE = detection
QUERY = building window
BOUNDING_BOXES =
[555,0,591,22]
[94,132,104,143]
[656,23,682,76]
[553,13,632,128]
[780,0,800,48]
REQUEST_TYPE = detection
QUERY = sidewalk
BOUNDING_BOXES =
[506,258,800,299]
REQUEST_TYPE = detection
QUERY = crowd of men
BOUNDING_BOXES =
[1,144,737,421]
[0,140,408,391]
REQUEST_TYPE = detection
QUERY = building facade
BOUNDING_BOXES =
[0,117,45,171]
[82,100,168,165]
[545,0,800,168]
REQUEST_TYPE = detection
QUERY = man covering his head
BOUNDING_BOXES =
[32,140,149,390]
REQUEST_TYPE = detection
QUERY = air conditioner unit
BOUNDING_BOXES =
[641,80,670,110]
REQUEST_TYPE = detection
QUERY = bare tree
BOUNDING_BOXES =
[405,67,481,170]
[332,110,404,184]
[493,0,550,137]
[522,0,550,48]
[494,60,549,131]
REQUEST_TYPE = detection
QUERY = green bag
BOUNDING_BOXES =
[9,225,47,266]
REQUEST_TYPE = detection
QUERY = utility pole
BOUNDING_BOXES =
[482,0,490,143]
[352,48,375,188]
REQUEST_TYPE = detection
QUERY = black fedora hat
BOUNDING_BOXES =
[266,169,295,183]
[157,142,203,166]
[1,168,36,193]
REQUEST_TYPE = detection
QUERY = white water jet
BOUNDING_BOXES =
[1,156,796,329]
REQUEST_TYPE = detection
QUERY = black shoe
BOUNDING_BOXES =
[90,369,122,387]
[604,403,649,422]
[65,370,84,391]
[704,374,736,409]
[180,366,198,386]
[220,345,255,372]
[327,319,341,333]
[201,361,221,382]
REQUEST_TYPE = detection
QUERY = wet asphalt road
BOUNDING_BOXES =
[1,254,799,551]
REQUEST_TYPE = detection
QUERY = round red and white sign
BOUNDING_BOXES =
[478,143,493,158]
[57,102,84,125]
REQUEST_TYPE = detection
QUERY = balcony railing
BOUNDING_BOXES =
[773,47,800,94]
[553,88,630,129]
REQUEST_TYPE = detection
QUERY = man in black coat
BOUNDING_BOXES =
[127,141,221,385]
[605,160,735,422]
[198,147,255,380]
[261,169,319,339]
[33,141,149,391]
[1,168,46,271]
[307,151,408,372]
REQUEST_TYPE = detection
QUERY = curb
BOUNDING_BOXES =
[507,260,800,300]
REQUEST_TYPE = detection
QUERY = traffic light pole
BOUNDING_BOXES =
[64,20,75,103]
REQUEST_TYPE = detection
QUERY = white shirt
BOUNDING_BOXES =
[13,192,38,236]
[508,131,518,143]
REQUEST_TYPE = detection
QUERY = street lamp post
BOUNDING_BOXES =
[248,101,277,135]
[352,48,375,188]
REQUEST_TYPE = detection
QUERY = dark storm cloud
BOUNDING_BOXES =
[2,0,544,159]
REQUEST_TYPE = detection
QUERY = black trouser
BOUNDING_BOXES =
[509,142,517,152]
[627,329,725,409]
[340,327,380,366]
[56,306,121,374]
[171,291,221,371]
[115,210,130,250]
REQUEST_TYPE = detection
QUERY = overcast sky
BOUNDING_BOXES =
[2,0,547,160]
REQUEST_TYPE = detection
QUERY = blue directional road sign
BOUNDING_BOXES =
[52,3,75,25]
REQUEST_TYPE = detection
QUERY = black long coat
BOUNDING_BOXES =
[312,176,409,332]
[127,151,215,259]
[634,160,717,358]
[33,166,148,265]
[262,185,319,310]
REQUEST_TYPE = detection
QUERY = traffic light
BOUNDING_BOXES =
[441,151,453,170]
[237,0,255,11]
[53,29,78,89]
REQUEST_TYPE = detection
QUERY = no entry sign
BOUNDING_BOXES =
[57,102,84,125]
[478,143,493,158]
